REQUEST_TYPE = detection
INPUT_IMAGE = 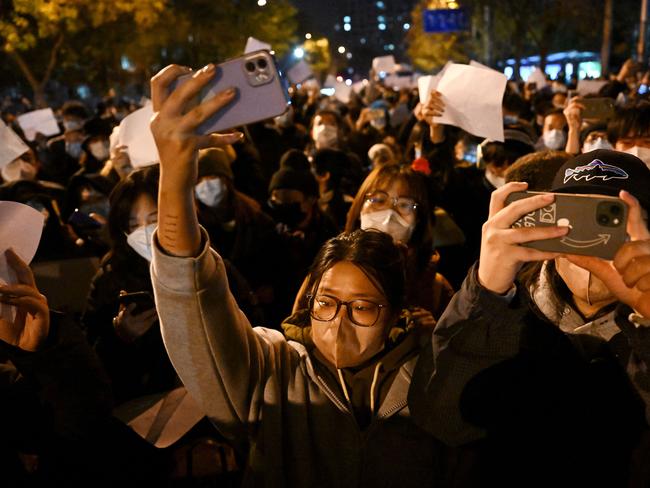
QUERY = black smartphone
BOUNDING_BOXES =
[580,97,615,120]
[119,291,155,315]
[505,191,628,260]
[68,209,102,230]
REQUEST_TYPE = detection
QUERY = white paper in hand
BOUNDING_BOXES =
[577,79,608,96]
[333,82,352,104]
[418,75,438,105]
[470,60,492,71]
[16,108,60,141]
[434,64,507,142]
[0,120,29,168]
[372,55,396,74]
[0,201,44,321]
[287,60,313,84]
[324,74,337,88]
[245,37,272,54]
[117,104,160,168]
[527,68,548,88]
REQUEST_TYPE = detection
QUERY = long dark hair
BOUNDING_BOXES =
[305,229,406,316]
[105,165,160,269]
[345,164,434,270]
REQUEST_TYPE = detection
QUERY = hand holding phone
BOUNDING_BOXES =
[505,191,628,260]
[580,97,615,121]
[171,50,289,135]
[478,183,570,294]
[118,291,155,316]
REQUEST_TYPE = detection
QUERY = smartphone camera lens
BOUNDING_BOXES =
[610,204,621,215]
[597,214,610,225]
[256,58,268,69]
[245,61,256,72]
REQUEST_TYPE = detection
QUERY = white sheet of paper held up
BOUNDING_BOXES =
[245,37,271,54]
[372,55,396,74]
[434,63,507,142]
[527,68,548,88]
[287,60,313,84]
[117,104,160,168]
[16,108,60,141]
[0,201,44,322]
[0,120,29,168]
[577,79,608,96]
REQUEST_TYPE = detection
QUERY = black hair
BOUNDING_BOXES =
[107,165,160,262]
[505,150,571,191]
[312,148,349,188]
[503,90,528,116]
[482,139,535,169]
[305,230,406,314]
[61,100,89,120]
[607,101,650,144]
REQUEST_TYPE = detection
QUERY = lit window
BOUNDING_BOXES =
[343,16,351,23]
[376,1,385,8]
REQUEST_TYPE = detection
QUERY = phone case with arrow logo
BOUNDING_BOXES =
[505,191,628,260]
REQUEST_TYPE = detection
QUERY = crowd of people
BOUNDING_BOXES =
[1,55,650,487]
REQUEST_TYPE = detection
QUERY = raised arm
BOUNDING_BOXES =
[148,65,293,441]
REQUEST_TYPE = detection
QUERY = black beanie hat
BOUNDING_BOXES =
[197,148,233,180]
[551,149,650,212]
[268,167,319,198]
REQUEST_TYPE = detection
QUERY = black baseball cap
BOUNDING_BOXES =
[551,149,650,212]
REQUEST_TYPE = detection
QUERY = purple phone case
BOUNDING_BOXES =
[174,50,289,134]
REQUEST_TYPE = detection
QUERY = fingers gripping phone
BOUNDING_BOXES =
[505,191,629,260]
[580,97,615,121]
[119,291,155,316]
[172,50,290,134]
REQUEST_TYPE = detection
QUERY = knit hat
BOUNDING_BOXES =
[551,149,650,212]
[268,167,319,197]
[197,148,233,180]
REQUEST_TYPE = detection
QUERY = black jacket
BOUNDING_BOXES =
[410,264,649,487]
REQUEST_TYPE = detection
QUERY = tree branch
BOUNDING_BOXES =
[43,32,65,87]
[8,50,39,90]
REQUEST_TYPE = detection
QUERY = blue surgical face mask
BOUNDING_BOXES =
[66,141,82,159]
[195,178,227,208]
[63,119,83,132]
[543,129,567,150]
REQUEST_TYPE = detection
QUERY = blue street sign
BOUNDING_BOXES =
[423,8,469,33]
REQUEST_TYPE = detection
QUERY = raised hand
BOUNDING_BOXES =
[478,183,569,294]
[0,249,49,351]
[566,190,650,318]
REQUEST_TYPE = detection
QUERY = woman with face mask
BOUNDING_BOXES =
[342,164,454,323]
[148,65,464,486]
[410,149,650,486]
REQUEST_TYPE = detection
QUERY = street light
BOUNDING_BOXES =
[305,33,312,39]
[257,0,267,6]
[293,47,305,58]
[338,46,346,53]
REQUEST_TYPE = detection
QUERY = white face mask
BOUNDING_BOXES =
[195,178,227,208]
[89,140,110,161]
[582,137,613,153]
[126,223,157,262]
[370,116,387,131]
[360,209,415,244]
[313,124,338,149]
[485,168,506,189]
[543,129,567,150]
[623,145,650,169]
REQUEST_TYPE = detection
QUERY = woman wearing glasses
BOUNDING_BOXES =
[147,65,458,486]
[344,164,454,323]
